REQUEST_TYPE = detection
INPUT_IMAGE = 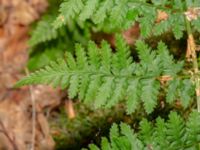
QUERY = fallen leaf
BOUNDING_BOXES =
[185,7,200,21]
[156,10,168,23]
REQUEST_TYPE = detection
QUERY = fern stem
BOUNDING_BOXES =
[185,18,200,113]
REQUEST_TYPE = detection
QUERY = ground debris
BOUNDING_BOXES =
[0,0,61,149]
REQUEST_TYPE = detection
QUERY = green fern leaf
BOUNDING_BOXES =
[15,60,69,87]
[141,79,160,114]
[75,44,88,69]
[84,76,102,104]
[29,16,57,47]
[166,112,185,148]
[53,0,84,28]
[171,14,185,39]
[94,77,114,108]
[126,78,141,114]
[68,75,79,99]
[157,41,183,76]
[100,41,112,73]
[106,78,126,108]
[78,75,90,100]
[89,144,100,150]
[139,118,154,145]
[65,52,77,69]
[92,0,113,24]
[79,0,99,21]
[120,123,144,149]
[101,137,112,150]
[109,0,128,29]
[85,111,200,150]
[87,41,100,69]
[153,117,168,149]
[166,79,180,104]
[114,34,132,70]
[186,110,200,146]
[135,40,156,65]
[179,79,194,108]
[16,37,187,114]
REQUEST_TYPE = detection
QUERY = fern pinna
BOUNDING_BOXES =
[85,111,200,150]
[53,0,200,39]
[15,35,194,114]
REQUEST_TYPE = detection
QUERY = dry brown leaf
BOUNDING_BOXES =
[156,10,168,23]
[0,0,48,27]
[158,75,173,85]
[0,6,8,25]
[185,7,200,21]
[9,2,39,25]
[0,0,59,149]
[122,23,140,45]
[0,95,31,150]
[30,0,48,14]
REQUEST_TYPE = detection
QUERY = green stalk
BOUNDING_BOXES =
[185,18,200,112]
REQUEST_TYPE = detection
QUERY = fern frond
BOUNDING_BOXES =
[166,112,185,148]
[157,41,183,76]
[135,40,155,65]
[108,0,129,30]
[139,118,153,145]
[87,110,200,150]
[79,0,99,21]
[53,0,84,28]
[94,77,114,108]
[15,35,193,114]
[29,16,58,47]
[141,79,160,114]
[92,0,113,24]
[126,78,140,114]
[113,34,132,71]
[153,117,168,149]
[166,78,194,108]
[186,110,200,147]
[52,0,199,38]
[101,137,111,150]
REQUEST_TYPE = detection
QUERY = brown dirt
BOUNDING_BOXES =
[0,0,61,149]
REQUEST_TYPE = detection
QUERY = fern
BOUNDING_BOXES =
[15,35,194,114]
[86,110,200,150]
[52,0,200,38]
[53,0,84,28]
[29,16,58,47]
[166,78,195,108]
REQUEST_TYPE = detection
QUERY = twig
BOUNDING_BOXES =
[25,68,36,150]
[0,120,18,150]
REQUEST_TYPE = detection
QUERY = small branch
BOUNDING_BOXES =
[65,99,76,119]
[25,68,36,150]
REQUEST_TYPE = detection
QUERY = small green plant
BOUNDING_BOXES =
[16,0,200,149]
[15,35,194,114]
[86,111,200,150]
[53,0,200,38]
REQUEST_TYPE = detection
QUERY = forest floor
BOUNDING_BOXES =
[0,0,61,149]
